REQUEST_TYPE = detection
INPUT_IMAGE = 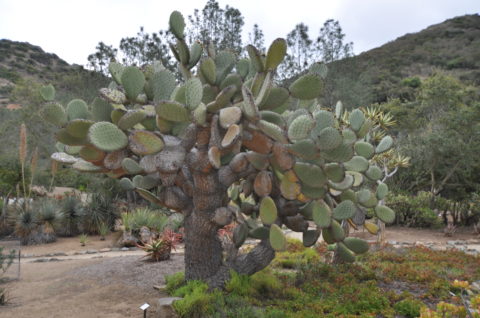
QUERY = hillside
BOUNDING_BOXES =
[324,14,480,108]
[0,39,108,164]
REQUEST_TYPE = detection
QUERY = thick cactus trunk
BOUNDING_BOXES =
[183,209,225,282]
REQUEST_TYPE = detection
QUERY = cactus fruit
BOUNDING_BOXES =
[88,122,128,152]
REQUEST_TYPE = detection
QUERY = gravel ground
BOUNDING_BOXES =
[67,254,185,290]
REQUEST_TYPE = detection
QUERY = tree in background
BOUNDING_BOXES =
[279,23,314,80]
[248,24,265,53]
[316,19,353,64]
[87,42,118,74]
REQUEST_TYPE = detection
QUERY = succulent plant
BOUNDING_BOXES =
[41,10,397,287]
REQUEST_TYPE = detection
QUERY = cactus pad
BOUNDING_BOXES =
[280,177,301,200]
[269,224,286,251]
[66,99,90,120]
[324,163,345,182]
[285,140,318,160]
[329,174,354,191]
[219,106,242,128]
[375,205,395,223]
[312,200,332,228]
[364,221,379,235]
[40,84,55,101]
[129,130,164,156]
[354,141,375,159]
[221,124,241,148]
[41,102,67,126]
[259,196,277,225]
[66,119,94,139]
[317,127,342,150]
[119,178,135,190]
[288,115,314,141]
[121,66,145,101]
[349,109,365,131]
[185,77,203,110]
[257,120,287,144]
[151,70,176,103]
[293,162,326,188]
[72,159,104,172]
[265,38,287,70]
[156,101,189,122]
[302,229,321,247]
[365,165,383,181]
[79,145,105,162]
[333,200,356,220]
[289,74,322,100]
[51,152,78,164]
[88,122,128,152]
[108,62,124,84]
[200,58,216,85]
[376,136,394,154]
[56,128,87,146]
[376,182,389,200]
[337,242,356,263]
[169,11,185,39]
[344,156,369,172]
[91,97,113,122]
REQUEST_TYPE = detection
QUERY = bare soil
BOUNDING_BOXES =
[0,226,478,317]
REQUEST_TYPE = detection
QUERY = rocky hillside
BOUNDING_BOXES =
[324,14,480,108]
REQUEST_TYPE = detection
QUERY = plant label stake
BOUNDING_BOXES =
[140,303,150,318]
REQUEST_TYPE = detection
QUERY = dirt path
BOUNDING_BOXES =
[1,254,184,318]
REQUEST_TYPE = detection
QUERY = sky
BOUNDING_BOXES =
[0,0,479,66]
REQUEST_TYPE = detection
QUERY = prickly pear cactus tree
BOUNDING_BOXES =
[41,11,396,287]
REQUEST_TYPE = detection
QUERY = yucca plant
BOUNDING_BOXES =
[138,229,181,261]
[15,208,37,245]
[82,193,117,234]
[58,195,83,236]
[36,199,62,243]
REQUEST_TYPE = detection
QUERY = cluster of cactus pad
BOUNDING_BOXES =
[41,11,395,263]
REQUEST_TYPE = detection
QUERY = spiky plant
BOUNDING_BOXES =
[58,195,83,236]
[79,234,88,246]
[41,10,402,287]
[138,229,181,261]
[82,193,117,234]
[98,222,109,240]
[15,208,37,245]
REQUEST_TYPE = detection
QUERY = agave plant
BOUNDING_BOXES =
[138,229,181,262]
[79,233,88,246]
[98,222,109,240]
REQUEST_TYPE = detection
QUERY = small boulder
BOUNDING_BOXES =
[157,297,182,318]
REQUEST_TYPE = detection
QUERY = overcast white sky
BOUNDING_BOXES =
[1,0,479,66]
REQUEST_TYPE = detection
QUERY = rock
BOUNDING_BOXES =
[153,284,167,291]
[139,226,153,243]
[118,231,138,247]
[121,247,130,251]
[387,240,397,245]
[99,248,111,253]
[447,241,457,245]
[86,250,98,254]
[157,297,182,318]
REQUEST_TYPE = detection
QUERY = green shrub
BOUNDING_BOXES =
[127,207,169,233]
[165,271,185,294]
[172,280,218,317]
[226,270,253,297]
[387,192,442,228]
[402,76,421,88]
[394,298,422,317]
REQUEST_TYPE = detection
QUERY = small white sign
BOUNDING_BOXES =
[140,303,150,310]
